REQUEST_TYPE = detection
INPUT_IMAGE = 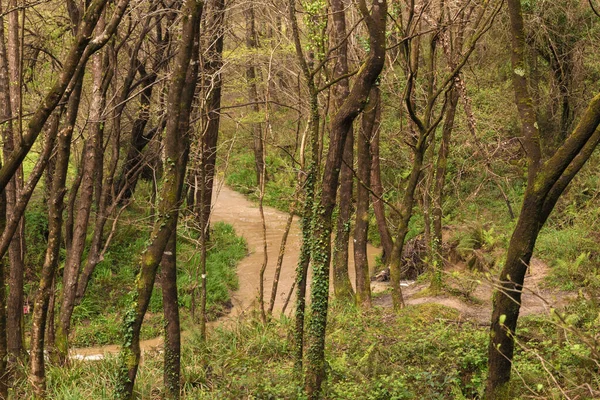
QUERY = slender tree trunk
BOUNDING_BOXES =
[0,189,7,399]
[56,33,108,362]
[288,0,320,372]
[486,1,600,396]
[245,4,264,187]
[0,0,23,365]
[293,130,317,371]
[388,146,424,310]
[304,1,387,396]
[117,1,201,396]
[162,232,180,399]
[354,86,380,308]
[30,78,81,394]
[269,209,294,314]
[114,73,158,203]
[196,0,225,232]
[430,86,459,292]
[331,0,355,301]
[370,121,393,263]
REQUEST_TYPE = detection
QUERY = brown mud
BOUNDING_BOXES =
[72,184,385,359]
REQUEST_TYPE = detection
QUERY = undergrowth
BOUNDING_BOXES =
[15,300,599,399]
[67,219,246,347]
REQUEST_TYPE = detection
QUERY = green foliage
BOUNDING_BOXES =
[24,203,50,268]
[69,218,246,347]
[224,151,296,212]
[20,300,598,398]
[537,223,600,291]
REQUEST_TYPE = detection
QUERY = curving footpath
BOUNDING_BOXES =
[71,184,384,360]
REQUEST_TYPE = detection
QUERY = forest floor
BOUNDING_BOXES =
[374,257,575,324]
[72,183,574,358]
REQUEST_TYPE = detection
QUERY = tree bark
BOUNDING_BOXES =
[331,0,355,302]
[486,1,600,397]
[354,86,380,308]
[195,0,225,231]
[117,1,201,396]
[370,121,393,263]
[430,86,459,292]
[161,232,180,399]
[0,188,7,398]
[288,0,320,372]
[0,0,23,365]
[56,23,109,362]
[245,3,264,187]
[304,1,387,396]
[29,77,81,395]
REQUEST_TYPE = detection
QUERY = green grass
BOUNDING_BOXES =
[224,151,297,213]
[67,219,246,347]
[14,299,599,399]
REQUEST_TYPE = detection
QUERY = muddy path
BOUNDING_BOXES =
[374,258,574,324]
[72,184,384,359]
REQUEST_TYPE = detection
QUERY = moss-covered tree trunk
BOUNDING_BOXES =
[331,0,355,302]
[486,0,600,397]
[161,232,180,399]
[370,122,392,263]
[304,1,387,397]
[430,87,459,292]
[288,0,320,372]
[388,145,423,310]
[117,1,201,397]
[354,86,380,308]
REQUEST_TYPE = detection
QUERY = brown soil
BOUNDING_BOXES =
[72,184,385,359]
[72,184,573,359]
[374,258,574,324]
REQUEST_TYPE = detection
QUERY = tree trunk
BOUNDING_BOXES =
[195,0,225,232]
[332,134,355,301]
[330,0,354,299]
[29,78,81,394]
[245,3,264,187]
[117,1,201,396]
[0,189,7,398]
[370,120,393,263]
[486,1,600,396]
[430,86,459,292]
[304,1,387,396]
[388,146,424,310]
[161,232,180,399]
[288,0,320,372]
[0,0,23,365]
[56,32,108,362]
[354,86,380,308]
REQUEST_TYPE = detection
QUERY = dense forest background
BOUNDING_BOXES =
[0,0,596,398]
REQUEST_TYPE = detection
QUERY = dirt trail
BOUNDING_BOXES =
[72,184,384,359]
[374,258,574,324]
